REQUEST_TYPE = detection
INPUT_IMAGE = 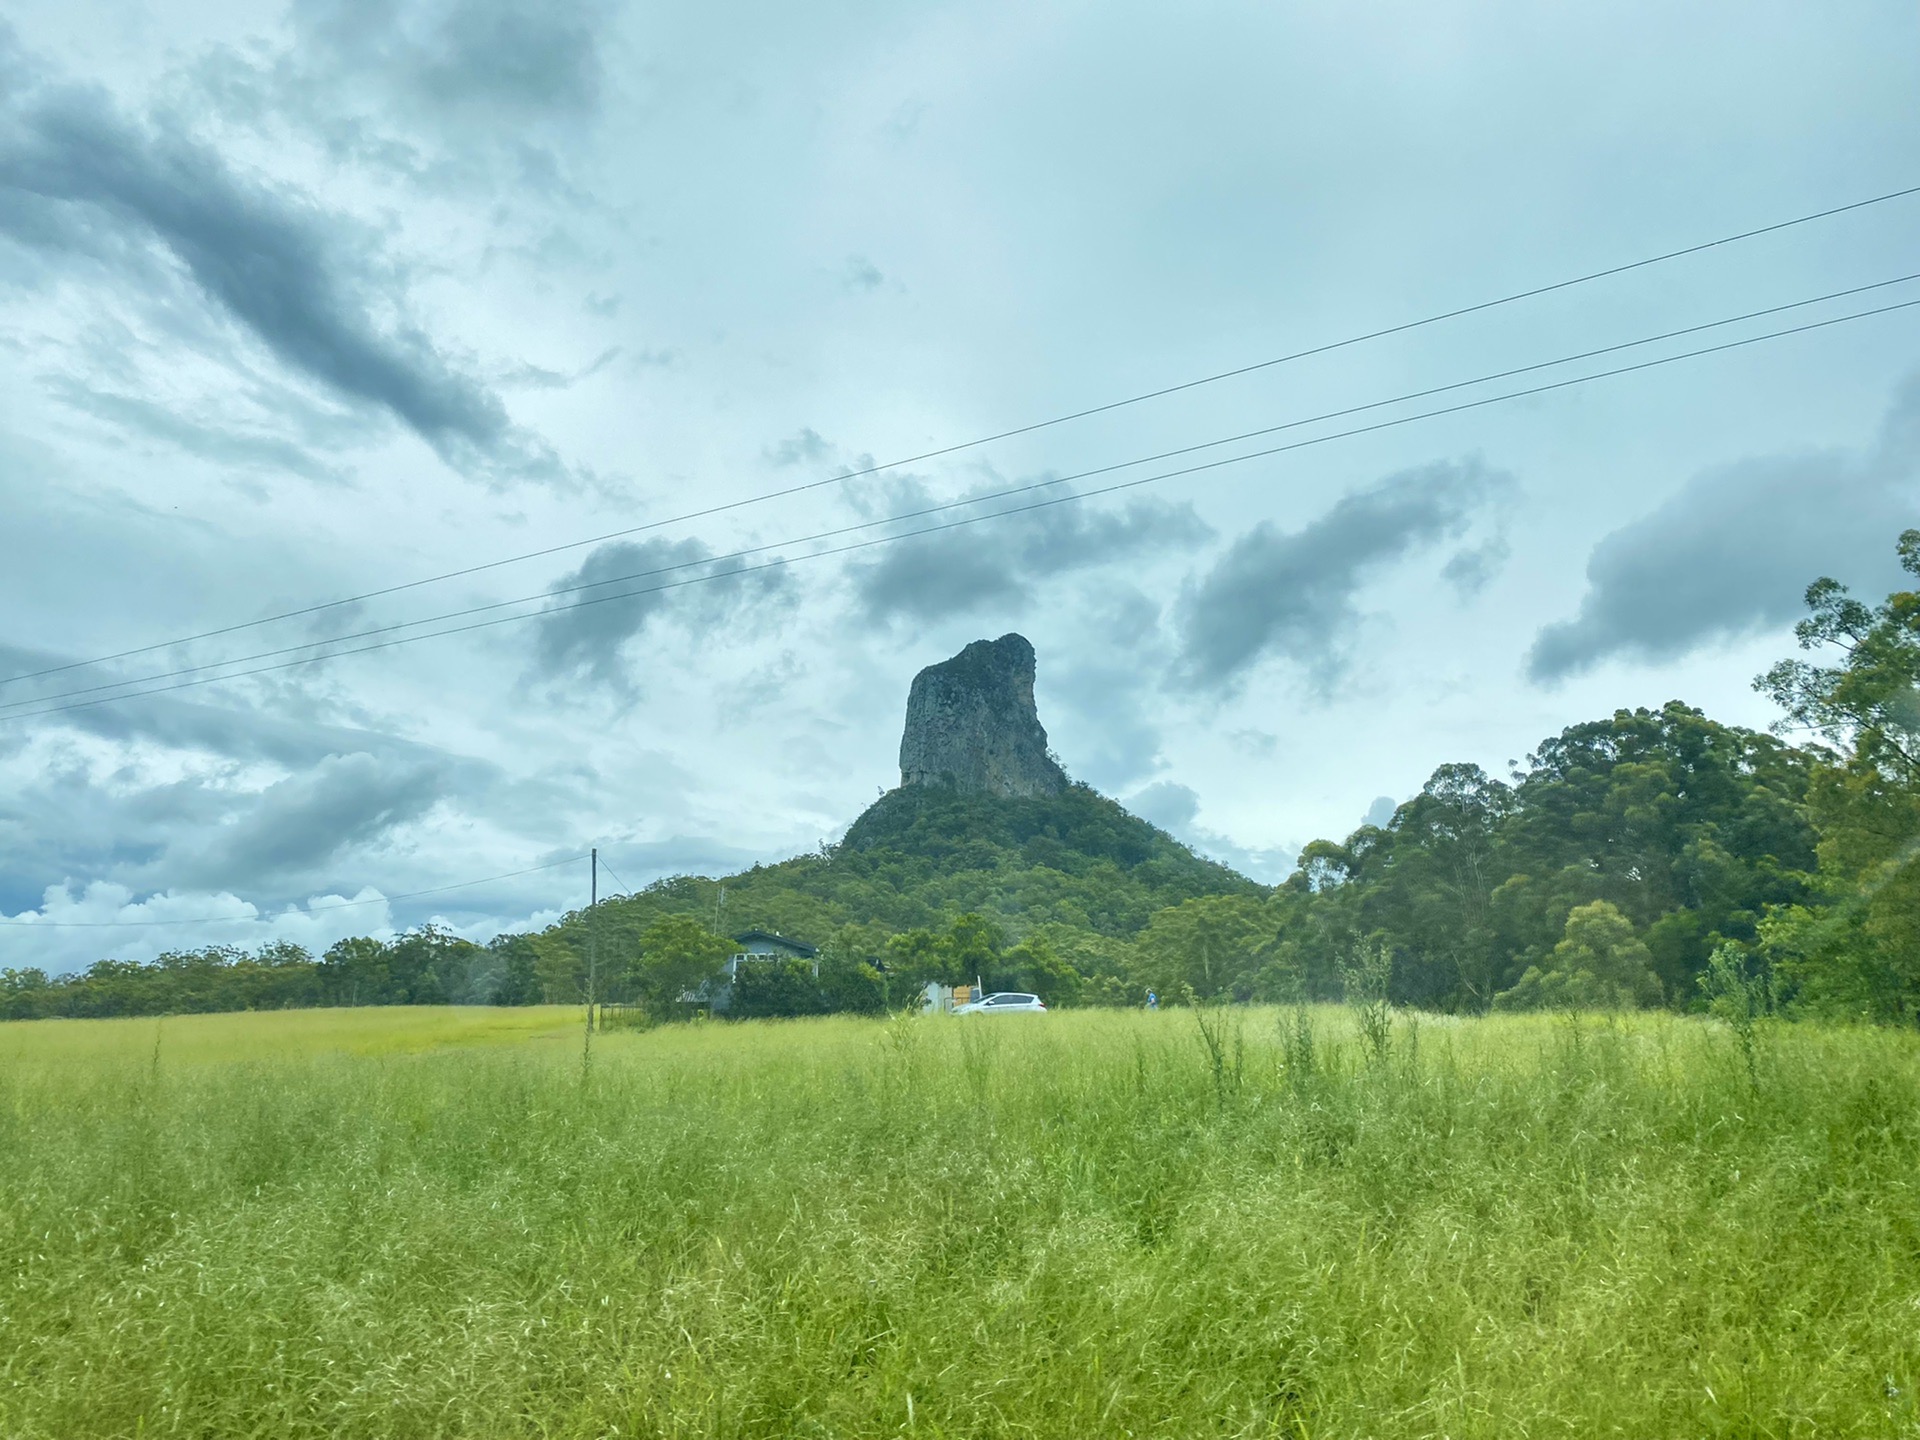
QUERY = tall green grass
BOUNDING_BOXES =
[2,1005,1917,1437]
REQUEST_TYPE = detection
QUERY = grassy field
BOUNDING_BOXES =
[2,1005,1917,1438]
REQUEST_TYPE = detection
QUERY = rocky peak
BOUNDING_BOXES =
[898,634,1069,799]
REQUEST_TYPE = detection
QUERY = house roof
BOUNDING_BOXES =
[732,929,819,958]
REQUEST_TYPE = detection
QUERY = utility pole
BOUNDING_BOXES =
[582,846,598,1074]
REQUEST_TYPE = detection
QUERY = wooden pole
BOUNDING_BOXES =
[583,847,598,1073]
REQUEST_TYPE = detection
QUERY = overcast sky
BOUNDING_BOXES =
[4,0,1918,972]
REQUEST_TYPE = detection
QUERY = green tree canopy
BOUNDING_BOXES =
[632,915,735,1014]
[1494,900,1662,1011]
[1755,529,1920,1023]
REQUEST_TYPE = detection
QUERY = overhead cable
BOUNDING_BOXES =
[7,180,1918,691]
[595,860,637,900]
[7,287,1917,723]
[5,277,1917,715]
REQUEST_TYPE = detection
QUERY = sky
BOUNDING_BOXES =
[3,0,1918,973]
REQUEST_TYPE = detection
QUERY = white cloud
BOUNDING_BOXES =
[1,881,397,972]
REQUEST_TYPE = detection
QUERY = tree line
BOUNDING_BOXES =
[6,531,1918,1025]
[1122,529,1920,1024]
[0,913,885,1022]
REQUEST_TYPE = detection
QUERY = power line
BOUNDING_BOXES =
[6,280,1917,719]
[8,180,1917,693]
[0,855,590,928]
[596,859,637,899]
[7,288,1917,724]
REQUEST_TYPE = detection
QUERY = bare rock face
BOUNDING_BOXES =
[898,633,1069,798]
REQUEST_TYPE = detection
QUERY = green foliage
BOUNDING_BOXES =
[1494,900,1663,1012]
[480,933,542,1006]
[1699,940,1773,1027]
[941,912,1004,984]
[729,957,827,1019]
[1288,705,1818,1013]
[1757,528,1920,779]
[817,953,888,1016]
[883,914,1084,1007]
[634,915,735,1015]
[0,927,553,1021]
[1278,1003,1317,1087]
[1190,1001,1245,1105]
[466,783,1264,1021]
[1756,529,1920,1025]
[532,929,587,1003]
[814,781,1260,936]
[1132,894,1271,1001]
[1340,940,1395,1063]
[1699,941,1772,1090]
[999,933,1082,1007]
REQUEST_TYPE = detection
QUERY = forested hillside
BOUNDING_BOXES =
[1150,701,1820,1010]
[8,531,1918,1025]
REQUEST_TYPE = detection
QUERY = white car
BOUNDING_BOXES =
[955,991,1047,1014]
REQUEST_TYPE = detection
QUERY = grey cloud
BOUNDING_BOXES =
[1175,457,1515,693]
[1442,534,1510,598]
[496,346,622,391]
[184,0,609,196]
[851,490,1214,625]
[291,0,606,122]
[1045,652,1170,793]
[769,427,834,467]
[0,54,542,476]
[857,534,1022,621]
[0,635,473,776]
[534,538,797,689]
[1092,585,1165,649]
[168,751,452,889]
[0,730,472,908]
[842,255,884,291]
[46,380,349,485]
[1528,377,1920,683]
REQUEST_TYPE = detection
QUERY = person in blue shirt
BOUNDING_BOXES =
[1146,990,1158,1011]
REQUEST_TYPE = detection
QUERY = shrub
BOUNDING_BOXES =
[1495,900,1662,1011]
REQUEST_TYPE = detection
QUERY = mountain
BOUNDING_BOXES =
[897,633,1068,798]
[558,636,1260,975]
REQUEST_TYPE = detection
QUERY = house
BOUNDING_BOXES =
[723,930,819,980]
[685,930,820,1013]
